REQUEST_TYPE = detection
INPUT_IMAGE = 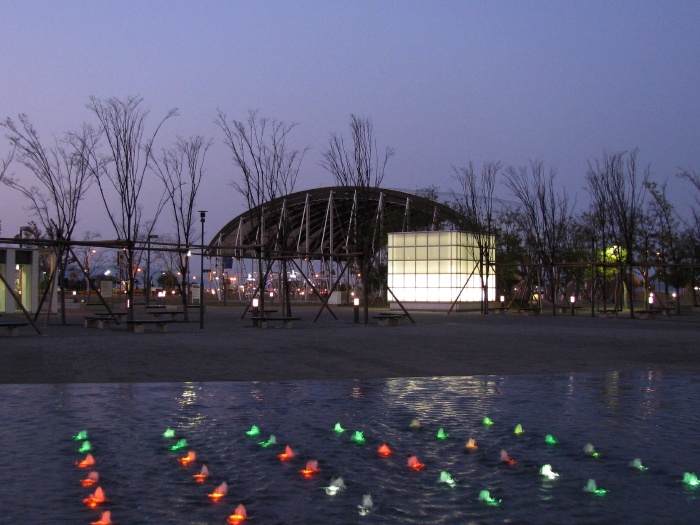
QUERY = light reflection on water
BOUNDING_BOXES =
[0,372,698,524]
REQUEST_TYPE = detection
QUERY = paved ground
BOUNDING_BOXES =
[1,303,699,384]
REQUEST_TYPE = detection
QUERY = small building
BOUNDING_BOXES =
[387,231,495,310]
[0,248,41,313]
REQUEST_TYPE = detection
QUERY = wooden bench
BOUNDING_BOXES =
[0,322,29,336]
[251,316,300,329]
[126,319,174,333]
[373,313,406,326]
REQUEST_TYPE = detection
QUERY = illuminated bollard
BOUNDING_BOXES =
[252,297,259,327]
[353,297,360,324]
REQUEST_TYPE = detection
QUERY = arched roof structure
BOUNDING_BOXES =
[209,186,465,258]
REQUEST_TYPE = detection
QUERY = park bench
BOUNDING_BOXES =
[521,307,541,316]
[145,310,183,321]
[557,305,583,314]
[84,316,117,329]
[126,319,174,333]
[250,316,300,329]
[373,312,406,326]
[489,306,509,315]
[0,322,29,336]
[636,310,662,320]
[598,309,619,318]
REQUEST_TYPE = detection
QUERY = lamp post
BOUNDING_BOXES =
[199,211,207,329]
[146,234,158,306]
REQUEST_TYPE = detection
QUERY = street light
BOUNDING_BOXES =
[146,234,158,306]
[199,210,207,329]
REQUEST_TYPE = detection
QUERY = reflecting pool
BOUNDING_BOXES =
[0,372,698,524]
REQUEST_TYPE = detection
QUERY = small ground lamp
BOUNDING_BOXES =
[570,295,576,316]
[252,297,259,327]
[354,297,360,324]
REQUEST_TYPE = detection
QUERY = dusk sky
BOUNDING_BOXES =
[2,1,699,242]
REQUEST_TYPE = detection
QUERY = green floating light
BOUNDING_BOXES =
[583,443,599,457]
[436,428,449,440]
[72,430,88,441]
[246,425,260,437]
[163,428,175,438]
[439,471,457,487]
[683,472,699,487]
[351,431,366,444]
[334,422,346,434]
[259,435,276,448]
[514,424,523,435]
[478,490,500,506]
[170,439,188,451]
[629,458,648,471]
[583,479,608,495]
[78,441,92,453]
[545,434,557,445]
[483,417,493,426]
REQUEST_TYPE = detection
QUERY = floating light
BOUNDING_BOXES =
[333,422,346,433]
[324,477,346,495]
[514,424,523,434]
[73,430,88,441]
[76,454,96,468]
[351,431,365,444]
[358,494,373,516]
[80,470,99,487]
[465,438,478,452]
[407,456,425,471]
[439,471,456,487]
[629,458,648,471]
[683,472,699,486]
[545,434,557,445]
[500,450,517,465]
[436,428,449,440]
[83,487,107,508]
[301,460,320,476]
[208,481,228,501]
[163,428,175,438]
[193,465,209,482]
[483,417,494,426]
[170,439,188,451]
[227,504,248,524]
[258,435,276,447]
[478,490,500,506]
[540,464,559,480]
[409,419,421,429]
[278,445,294,461]
[378,444,392,456]
[79,441,92,453]
[246,425,260,437]
[178,451,196,465]
[583,479,607,495]
[583,443,599,457]
[91,510,112,525]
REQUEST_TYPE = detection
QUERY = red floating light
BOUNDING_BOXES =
[407,456,425,471]
[178,451,196,466]
[378,444,392,456]
[83,487,107,508]
[208,481,228,501]
[300,460,320,476]
[278,445,295,461]
[227,504,248,524]
[91,510,112,525]
[76,454,95,468]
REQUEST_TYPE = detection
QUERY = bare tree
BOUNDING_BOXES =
[586,149,648,317]
[216,109,308,315]
[152,135,212,321]
[504,161,572,315]
[1,115,99,323]
[87,96,177,322]
[451,161,501,314]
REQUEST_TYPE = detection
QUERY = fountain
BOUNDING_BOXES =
[407,456,425,471]
[83,487,107,508]
[72,430,88,441]
[278,445,294,461]
[178,451,196,465]
[334,422,346,433]
[500,449,517,465]
[170,439,188,451]
[483,416,494,426]
[439,471,457,487]
[683,472,699,486]
[76,454,96,468]
[80,470,99,487]
[628,458,648,471]
[583,443,599,457]
[358,494,374,516]
[465,438,478,452]
[377,443,392,456]
[540,464,559,480]
[325,477,346,495]
[163,428,175,438]
[193,465,209,482]
[583,479,608,495]
[300,460,320,476]
[259,435,276,447]
[351,430,366,444]
[436,428,449,439]
[91,510,112,525]
[478,490,500,506]
[79,440,92,453]
[208,481,228,501]
[514,424,523,434]
[545,434,557,445]
[227,504,248,524]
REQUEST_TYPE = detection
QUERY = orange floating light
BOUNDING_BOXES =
[278,445,295,461]
[76,453,95,468]
[83,487,107,508]
[91,510,112,525]
[465,438,479,452]
[80,470,99,487]
[193,464,209,483]
[300,460,320,476]
[407,456,425,471]
[178,451,196,466]
[227,504,248,524]
[378,444,392,456]
[208,481,228,501]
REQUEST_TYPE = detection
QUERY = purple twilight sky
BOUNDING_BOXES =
[1,1,699,241]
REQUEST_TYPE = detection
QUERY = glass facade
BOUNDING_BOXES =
[387,231,495,303]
